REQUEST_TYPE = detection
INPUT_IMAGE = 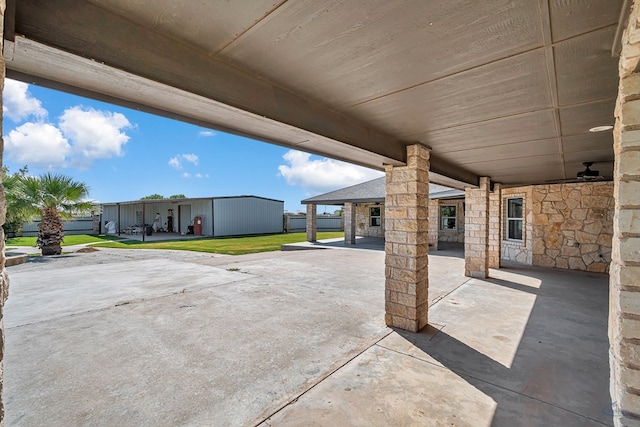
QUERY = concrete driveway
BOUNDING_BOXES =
[4,244,612,426]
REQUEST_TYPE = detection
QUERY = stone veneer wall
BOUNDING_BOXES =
[609,4,640,422]
[437,199,465,243]
[501,186,533,264]
[500,182,613,272]
[532,182,613,272]
[488,183,502,269]
[355,203,384,238]
[428,199,439,249]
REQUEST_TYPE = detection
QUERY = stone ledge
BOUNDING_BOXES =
[6,254,27,267]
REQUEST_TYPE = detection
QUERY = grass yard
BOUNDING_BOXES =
[6,234,124,247]
[93,232,345,255]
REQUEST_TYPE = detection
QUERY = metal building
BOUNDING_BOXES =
[101,196,284,237]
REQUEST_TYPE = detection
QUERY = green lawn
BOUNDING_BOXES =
[6,234,125,247]
[93,232,344,255]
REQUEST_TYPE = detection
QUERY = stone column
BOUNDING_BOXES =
[488,183,502,269]
[610,7,640,422]
[428,198,439,250]
[0,0,9,423]
[92,212,101,234]
[465,177,490,278]
[344,202,356,245]
[384,144,429,332]
[306,203,316,242]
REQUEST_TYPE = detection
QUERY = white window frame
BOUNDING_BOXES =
[440,205,457,230]
[506,198,524,241]
[370,206,381,227]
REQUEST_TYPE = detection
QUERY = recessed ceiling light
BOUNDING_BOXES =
[589,125,613,132]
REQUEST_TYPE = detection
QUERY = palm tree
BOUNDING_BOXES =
[19,173,93,255]
[2,167,31,237]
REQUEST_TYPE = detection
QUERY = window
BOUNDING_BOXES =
[506,198,523,241]
[440,205,457,230]
[370,206,381,227]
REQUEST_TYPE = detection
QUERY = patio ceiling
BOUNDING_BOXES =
[4,0,624,188]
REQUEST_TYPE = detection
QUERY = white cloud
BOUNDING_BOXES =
[168,156,181,169]
[181,172,209,179]
[169,153,199,169]
[198,130,216,137]
[182,153,199,165]
[5,122,71,168]
[278,150,383,193]
[2,79,48,122]
[59,106,131,168]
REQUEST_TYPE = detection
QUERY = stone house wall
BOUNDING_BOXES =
[500,182,613,272]
[428,199,439,248]
[437,199,465,243]
[356,203,384,238]
[501,186,534,264]
[532,182,613,272]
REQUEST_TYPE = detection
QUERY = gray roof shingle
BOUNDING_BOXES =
[301,177,463,205]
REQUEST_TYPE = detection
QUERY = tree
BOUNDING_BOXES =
[19,173,93,255]
[141,193,164,200]
[2,166,30,237]
[169,194,186,199]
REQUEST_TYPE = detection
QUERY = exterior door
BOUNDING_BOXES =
[178,205,191,234]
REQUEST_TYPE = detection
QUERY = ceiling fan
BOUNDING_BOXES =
[546,162,612,184]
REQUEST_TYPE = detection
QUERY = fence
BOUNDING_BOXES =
[285,214,343,232]
[21,216,96,237]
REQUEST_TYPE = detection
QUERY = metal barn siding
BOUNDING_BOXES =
[188,199,214,235]
[21,217,95,236]
[102,205,118,226]
[100,200,214,235]
[213,197,284,237]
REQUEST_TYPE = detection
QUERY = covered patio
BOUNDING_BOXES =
[2,1,639,424]
[4,243,610,426]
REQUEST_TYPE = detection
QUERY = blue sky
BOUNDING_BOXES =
[2,79,383,213]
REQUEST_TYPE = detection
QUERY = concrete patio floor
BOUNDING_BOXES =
[4,242,612,426]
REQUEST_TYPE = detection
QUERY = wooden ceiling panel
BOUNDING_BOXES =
[87,0,283,55]
[463,154,563,175]
[549,0,620,42]
[554,26,620,106]
[440,139,559,165]
[564,150,614,165]
[562,132,613,153]
[348,49,551,137]
[558,99,616,136]
[425,110,557,153]
[221,0,542,108]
